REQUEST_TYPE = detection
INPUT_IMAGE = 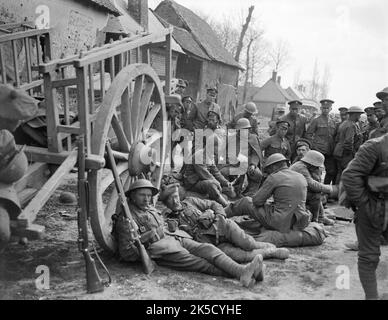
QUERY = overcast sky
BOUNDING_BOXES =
[149,0,388,110]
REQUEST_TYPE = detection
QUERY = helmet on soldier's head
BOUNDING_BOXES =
[301,150,325,168]
[125,179,159,197]
[235,118,251,130]
[376,87,388,100]
[347,106,364,114]
[244,102,257,114]
[207,103,222,119]
[263,153,287,169]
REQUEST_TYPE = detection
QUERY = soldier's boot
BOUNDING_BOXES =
[318,202,335,226]
[220,215,275,251]
[253,256,265,282]
[213,253,262,288]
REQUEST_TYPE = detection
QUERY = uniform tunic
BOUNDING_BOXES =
[342,133,388,299]
[260,135,291,160]
[279,113,308,154]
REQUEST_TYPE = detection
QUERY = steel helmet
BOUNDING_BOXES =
[0,146,28,183]
[347,106,364,114]
[244,102,257,114]
[263,153,287,168]
[235,118,251,130]
[207,103,222,119]
[301,150,325,168]
[376,87,388,100]
[125,179,159,197]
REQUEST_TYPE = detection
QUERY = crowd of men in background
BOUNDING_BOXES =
[113,80,388,299]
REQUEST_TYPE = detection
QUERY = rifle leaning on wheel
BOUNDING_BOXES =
[105,140,155,275]
[77,134,111,293]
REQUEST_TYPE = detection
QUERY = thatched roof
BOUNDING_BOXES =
[155,0,242,69]
[81,0,121,16]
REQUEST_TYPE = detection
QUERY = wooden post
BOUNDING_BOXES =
[165,32,172,95]
[0,46,6,83]
[76,66,91,153]
[24,37,33,95]
[44,71,62,152]
[11,40,20,87]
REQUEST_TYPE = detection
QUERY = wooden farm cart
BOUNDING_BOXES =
[11,27,174,254]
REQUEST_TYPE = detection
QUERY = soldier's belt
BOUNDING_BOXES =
[140,227,165,248]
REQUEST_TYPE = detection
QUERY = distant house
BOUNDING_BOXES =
[154,0,243,122]
[250,71,293,118]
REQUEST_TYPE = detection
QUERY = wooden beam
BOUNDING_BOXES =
[18,79,44,91]
[165,32,172,94]
[74,29,172,67]
[17,151,78,226]
[52,77,78,88]
[21,145,105,169]
[0,28,51,43]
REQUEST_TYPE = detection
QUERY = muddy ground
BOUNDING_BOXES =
[1,173,387,301]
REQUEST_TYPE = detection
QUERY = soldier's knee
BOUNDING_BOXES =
[0,208,10,252]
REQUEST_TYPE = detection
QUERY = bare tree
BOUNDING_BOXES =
[310,58,320,100]
[319,64,332,99]
[268,39,291,72]
[234,5,255,63]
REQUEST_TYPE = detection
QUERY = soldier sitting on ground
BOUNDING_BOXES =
[160,183,289,265]
[290,150,338,226]
[223,153,327,248]
[112,179,264,287]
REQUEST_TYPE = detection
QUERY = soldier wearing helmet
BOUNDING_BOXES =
[290,150,338,226]
[229,102,260,136]
[113,179,264,287]
[305,99,338,185]
[220,118,264,197]
[260,120,292,160]
[224,153,327,247]
[292,138,311,164]
[333,106,364,179]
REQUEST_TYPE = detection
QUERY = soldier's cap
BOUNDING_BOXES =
[373,101,383,108]
[125,179,159,197]
[347,106,364,114]
[338,107,348,112]
[206,86,218,94]
[288,100,302,107]
[182,95,193,103]
[320,99,334,105]
[165,94,183,106]
[295,138,311,149]
[364,107,375,114]
[177,79,188,88]
[159,183,181,202]
[376,87,388,100]
[0,84,39,120]
[276,120,290,127]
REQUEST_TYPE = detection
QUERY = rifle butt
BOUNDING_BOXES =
[136,241,155,274]
[83,250,105,293]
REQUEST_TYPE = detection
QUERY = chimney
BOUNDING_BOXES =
[128,0,149,31]
[277,76,281,84]
[272,70,277,81]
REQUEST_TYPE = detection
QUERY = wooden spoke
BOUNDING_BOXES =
[130,75,144,141]
[136,80,155,138]
[143,103,161,136]
[145,130,162,147]
[111,113,130,152]
[120,85,133,144]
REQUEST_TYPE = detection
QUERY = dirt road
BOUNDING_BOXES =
[1,175,388,300]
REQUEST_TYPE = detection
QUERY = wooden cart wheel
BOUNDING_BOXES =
[88,64,168,253]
